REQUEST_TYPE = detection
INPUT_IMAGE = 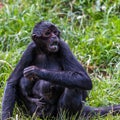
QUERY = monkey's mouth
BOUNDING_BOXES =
[49,42,59,52]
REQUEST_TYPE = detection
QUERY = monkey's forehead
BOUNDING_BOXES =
[42,21,54,26]
[32,21,58,36]
[40,22,56,30]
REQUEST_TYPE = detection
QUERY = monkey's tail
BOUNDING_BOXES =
[81,104,120,117]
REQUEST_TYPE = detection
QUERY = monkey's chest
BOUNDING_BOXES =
[33,54,62,71]
[32,54,63,100]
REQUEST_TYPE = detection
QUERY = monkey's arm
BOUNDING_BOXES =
[24,68,92,90]
[2,42,35,120]
[24,40,92,90]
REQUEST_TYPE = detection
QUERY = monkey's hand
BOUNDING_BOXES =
[36,96,47,107]
[23,66,40,81]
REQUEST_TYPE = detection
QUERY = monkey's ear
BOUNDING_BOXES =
[57,30,61,38]
[32,34,38,41]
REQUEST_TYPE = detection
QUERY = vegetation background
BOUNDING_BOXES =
[0,0,120,119]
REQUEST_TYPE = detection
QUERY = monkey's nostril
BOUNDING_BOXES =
[53,41,58,45]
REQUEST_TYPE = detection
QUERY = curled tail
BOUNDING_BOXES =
[81,105,120,117]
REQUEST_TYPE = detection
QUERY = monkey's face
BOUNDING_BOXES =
[32,21,60,53]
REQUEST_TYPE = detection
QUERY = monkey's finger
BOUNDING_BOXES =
[39,97,44,101]
[24,66,38,71]
[23,68,36,75]
[23,72,31,77]
[24,73,34,80]
[23,68,34,74]
[36,102,46,106]
[30,98,40,103]
[23,67,35,72]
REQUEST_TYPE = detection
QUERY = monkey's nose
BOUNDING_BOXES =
[51,33,56,37]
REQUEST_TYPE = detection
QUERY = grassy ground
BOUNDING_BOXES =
[0,0,120,119]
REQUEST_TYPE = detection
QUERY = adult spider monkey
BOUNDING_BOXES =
[2,21,120,120]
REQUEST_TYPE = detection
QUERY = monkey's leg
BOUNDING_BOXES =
[81,104,120,117]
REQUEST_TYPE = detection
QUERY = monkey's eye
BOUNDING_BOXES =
[53,30,58,35]
[43,29,51,37]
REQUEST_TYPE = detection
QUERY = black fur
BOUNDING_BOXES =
[2,21,120,120]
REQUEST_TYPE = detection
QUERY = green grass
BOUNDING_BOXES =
[0,0,120,119]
